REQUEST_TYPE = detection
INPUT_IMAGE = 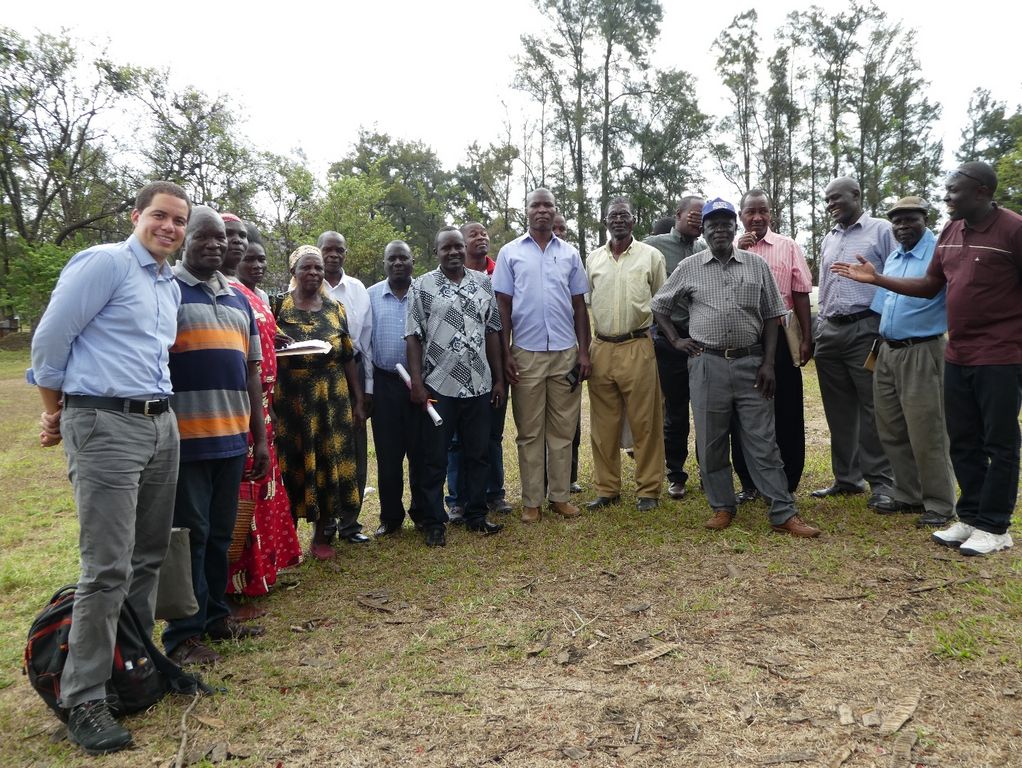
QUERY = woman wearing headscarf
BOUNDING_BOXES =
[273,246,367,560]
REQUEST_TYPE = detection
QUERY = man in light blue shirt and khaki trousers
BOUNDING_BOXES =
[493,188,592,522]
[29,182,190,754]
[870,196,957,527]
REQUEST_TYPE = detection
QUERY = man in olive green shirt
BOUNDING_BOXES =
[644,196,706,498]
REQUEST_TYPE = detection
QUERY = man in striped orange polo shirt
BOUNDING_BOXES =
[163,206,268,666]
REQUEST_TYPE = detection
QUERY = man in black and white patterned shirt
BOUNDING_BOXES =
[651,198,820,538]
[407,226,506,547]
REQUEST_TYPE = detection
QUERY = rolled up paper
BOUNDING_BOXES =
[395,363,443,426]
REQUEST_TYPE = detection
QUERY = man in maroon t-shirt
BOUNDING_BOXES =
[833,161,1021,556]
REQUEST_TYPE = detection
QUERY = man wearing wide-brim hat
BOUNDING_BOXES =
[867,196,957,529]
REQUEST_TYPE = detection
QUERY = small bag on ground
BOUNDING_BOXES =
[156,527,199,620]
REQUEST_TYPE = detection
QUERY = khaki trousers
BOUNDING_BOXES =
[588,337,664,498]
[510,346,581,507]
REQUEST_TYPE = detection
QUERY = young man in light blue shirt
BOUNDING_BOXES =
[30,181,189,754]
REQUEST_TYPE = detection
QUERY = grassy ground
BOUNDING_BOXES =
[1,345,1020,767]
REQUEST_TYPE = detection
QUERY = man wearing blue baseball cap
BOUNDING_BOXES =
[651,198,820,537]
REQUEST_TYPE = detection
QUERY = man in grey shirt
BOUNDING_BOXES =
[812,177,895,507]
[651,198,820,538]
[644,196,705,499]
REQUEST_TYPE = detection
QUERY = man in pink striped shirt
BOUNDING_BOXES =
[730,189,814,501]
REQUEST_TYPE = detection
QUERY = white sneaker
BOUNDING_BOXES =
[931,521,975,548]
[959,529,1014,557]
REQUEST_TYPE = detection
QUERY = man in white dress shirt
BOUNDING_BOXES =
[319,230,373,543]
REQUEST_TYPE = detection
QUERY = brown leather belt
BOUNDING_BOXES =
[596,328,650,343]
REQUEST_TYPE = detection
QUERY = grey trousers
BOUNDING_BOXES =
[873,338,957,516]
[814,314,894,492]
[58,407,179,708]
[689,353,796,525]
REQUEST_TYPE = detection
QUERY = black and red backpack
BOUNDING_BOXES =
[24,585,211,721]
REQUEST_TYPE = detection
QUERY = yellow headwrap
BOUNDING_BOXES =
[287,245,330,295]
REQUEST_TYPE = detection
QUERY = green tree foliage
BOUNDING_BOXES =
[515,0,706,252]
[454,140,522,250]
[329,130,452,262]
[2,242,73,327]
[707,4,946,265]
[307,175,404,287]
[0,27,138,314]
[711,10,760,196]
[957,89,1022,165]
[516,0,598,256]
[995,140,1022,211]
[617,69,708,232]
[134,75,260,217]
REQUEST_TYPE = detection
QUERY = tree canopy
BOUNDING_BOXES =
[2,4,1019,322]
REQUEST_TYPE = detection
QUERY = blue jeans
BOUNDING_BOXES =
[163,454,246,654]
[445,395,506,508]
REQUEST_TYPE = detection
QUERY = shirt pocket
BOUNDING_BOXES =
[734,283,761,311]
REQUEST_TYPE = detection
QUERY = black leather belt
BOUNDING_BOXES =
[702,344,763,359]
[373,365,402,379]
[64,394,170,416]
[596,327,650,343]
[883,334,942,349]
[826,309,878,324]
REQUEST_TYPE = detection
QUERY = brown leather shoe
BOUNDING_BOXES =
[704,509,735,530]
[520,506,541,523]
[771,514,821,538]
[551,501,581,518]
[169,636,221,667]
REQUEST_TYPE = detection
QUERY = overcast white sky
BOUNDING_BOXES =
[8,0,1021,191]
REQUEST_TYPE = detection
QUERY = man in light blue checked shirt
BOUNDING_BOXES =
[368,240,425,537]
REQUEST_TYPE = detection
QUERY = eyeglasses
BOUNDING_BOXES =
[606,212,633,222]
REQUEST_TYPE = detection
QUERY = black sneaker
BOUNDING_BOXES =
[67,698,132,755]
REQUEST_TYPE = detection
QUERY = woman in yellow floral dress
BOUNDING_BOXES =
[274,246,367,560]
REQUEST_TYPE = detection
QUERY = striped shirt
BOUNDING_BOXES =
[818,213,896,318]
[735,228,812,310]
[651,248,786,349]
[170,264,261,462]
[368,279,410,372]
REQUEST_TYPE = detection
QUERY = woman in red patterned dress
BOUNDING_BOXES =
[221,218,302,608]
